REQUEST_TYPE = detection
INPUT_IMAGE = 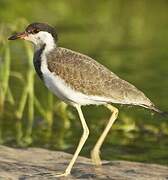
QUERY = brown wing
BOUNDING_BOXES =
[47,47,153,106]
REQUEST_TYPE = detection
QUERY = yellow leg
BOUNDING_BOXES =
[56,105,89,177]
[91,104,118,165]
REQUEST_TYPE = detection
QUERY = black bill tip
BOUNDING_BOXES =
[8,34,18,40]
[8,32,27,40]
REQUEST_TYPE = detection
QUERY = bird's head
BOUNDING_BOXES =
[8,22,58,49]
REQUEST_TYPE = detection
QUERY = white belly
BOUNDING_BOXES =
[40,50,111,106]
[43,71,110,106]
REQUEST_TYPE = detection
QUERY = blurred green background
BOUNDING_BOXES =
[0,0,168,165]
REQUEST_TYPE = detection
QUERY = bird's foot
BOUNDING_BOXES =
[91,149,102,166]
[34,172,70,178]
[54,171,70,177]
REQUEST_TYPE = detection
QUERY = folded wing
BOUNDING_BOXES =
[47,47,153,107]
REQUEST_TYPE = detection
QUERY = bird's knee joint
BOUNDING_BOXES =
[114,109,119,116]
[85,130,89,137]
[84,128,89,137]
[106,105,119,116]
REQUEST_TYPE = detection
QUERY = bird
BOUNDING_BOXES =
[8,22,165,177]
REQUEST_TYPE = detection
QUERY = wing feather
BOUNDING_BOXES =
[46,47,152,106]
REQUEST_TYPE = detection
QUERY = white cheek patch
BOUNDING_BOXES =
[24,34,38,44]
[24,31,56,51]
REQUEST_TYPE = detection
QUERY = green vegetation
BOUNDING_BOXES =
[0,1,168,165]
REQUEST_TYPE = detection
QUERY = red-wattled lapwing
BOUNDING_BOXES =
[8,22,165,177]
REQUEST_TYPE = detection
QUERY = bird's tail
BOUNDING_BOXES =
[149,105,168,117]
[140,103,168,117]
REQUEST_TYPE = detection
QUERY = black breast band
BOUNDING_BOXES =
[33,44,46,80]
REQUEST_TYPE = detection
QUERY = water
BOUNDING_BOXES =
[0,0,168,165]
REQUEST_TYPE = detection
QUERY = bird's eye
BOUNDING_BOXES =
[32,29,40,34]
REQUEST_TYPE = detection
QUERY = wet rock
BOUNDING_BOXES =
[0,145,167,180]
